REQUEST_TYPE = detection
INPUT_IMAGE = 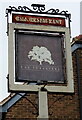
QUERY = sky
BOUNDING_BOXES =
[0,0,81,101]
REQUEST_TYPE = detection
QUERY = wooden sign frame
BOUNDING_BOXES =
[8,23,74,93]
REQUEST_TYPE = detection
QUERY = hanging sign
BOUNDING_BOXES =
[15,32,65,83]
[12,14,66,27]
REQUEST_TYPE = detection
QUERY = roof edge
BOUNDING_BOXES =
[0,93,26,112]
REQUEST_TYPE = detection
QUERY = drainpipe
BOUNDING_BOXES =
[76,52,82,120]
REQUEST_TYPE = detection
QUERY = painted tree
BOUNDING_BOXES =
[28,46,54,65]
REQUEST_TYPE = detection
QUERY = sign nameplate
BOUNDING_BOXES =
[12,14,66,27]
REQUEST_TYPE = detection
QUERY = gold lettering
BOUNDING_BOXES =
[29,17,40,23]
[49,19,52,24]
[55,20,60,24]
[20,17,27,22]
[29,18,34,22]
[15,16,20,21]
[39,18,43,23]
[32,18,37,23]
[52,19,62,24]
[52,20,56,24]
[15,15,64,26]
[42,19,48,23]
[15,16,29,22]
[36,18,40,23]
[59,20,62,24]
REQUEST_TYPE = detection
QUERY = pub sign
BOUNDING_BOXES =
[7,4,74,92]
